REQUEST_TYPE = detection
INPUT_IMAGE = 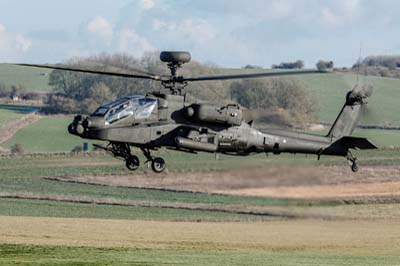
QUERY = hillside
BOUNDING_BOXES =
[217,69,400,127]
[299,72,400,126]
[0,64,53,92]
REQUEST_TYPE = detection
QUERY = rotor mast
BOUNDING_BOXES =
[160,51,191,95]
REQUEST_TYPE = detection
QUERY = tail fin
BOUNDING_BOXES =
[327,85,372,139]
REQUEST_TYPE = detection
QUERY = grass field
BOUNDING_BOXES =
[0,104,37,129]
[0,64,52,92]
[1,152,400,218]
[1,152,400,265]
[0,156,326,208]
[0,198,266,222]
[352,128,400,147]
[2,116,96,152]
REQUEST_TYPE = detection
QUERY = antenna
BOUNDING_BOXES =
[356,42,363,84]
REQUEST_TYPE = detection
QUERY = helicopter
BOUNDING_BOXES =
[19,51,377,173]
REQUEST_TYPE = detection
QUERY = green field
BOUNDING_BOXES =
[1,151,400,222]
[0,154,327,208]
[0,64,52,92]
[0,198,266,222]
[1,151,400,265]
[0,151,398,211]
[1,243,398,266]
[0,104,37,129]
[2,116,94,152]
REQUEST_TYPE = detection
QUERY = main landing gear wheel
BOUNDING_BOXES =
[151,157,166,173]
[125,155,140,171]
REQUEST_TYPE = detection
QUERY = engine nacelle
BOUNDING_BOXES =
[186,104,243,126]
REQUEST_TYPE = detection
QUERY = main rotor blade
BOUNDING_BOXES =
[83,60,160,77]
[15,63,164,81]
[181,69,329,82]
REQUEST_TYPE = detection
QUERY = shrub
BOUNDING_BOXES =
[71,145,83,153]
[11,143,24,154]
[316,60,334,71]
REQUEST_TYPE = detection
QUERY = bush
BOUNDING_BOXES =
[242,64,263,69]
[11,143,24,154]
[316,60,334,71]
[0,83,9,97]
[272,60,304,69]
[45,94,79,114]
[71,145,83,153]
[10,84,25,97]
[22,92,43,101]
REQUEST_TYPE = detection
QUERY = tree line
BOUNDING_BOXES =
[356,55,400,69]
[0,83,43,101]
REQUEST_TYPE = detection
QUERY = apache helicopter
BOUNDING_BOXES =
[20,51,377,173]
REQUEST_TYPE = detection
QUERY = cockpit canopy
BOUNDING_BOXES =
[93,96,157,125]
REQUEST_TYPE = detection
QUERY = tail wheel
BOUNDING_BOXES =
[126,155,140,171]
[151,157,166,173]
[351,162,359,173]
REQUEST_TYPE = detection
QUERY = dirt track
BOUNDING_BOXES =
[48,164,400,200]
